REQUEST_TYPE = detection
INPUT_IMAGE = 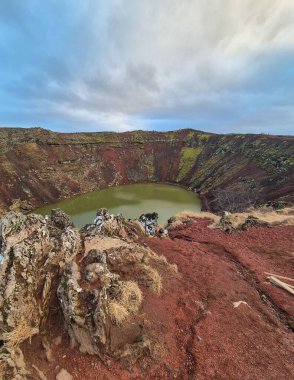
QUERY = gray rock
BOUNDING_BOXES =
[50,208,74,229]
[139,212,158,235]
[0,211,79,378]
[84,262,106,283]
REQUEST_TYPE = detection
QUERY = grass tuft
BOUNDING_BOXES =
[108,301,129,325]
[108,281,143,325]
[120,281,143,314]
[169,263,178,273]
[2,319,39,349]
[141,264,162,294]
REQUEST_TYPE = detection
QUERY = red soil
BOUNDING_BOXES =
[25,220,294,380]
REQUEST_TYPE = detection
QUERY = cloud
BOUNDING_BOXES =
[0,0,293,134]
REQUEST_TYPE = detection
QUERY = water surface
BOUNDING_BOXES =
[35,183,201,227]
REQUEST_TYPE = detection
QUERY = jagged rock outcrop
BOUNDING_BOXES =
[139,212,158,235]
[0,207,293,379]
[0,210,79,332]
[0,210,79,379]
[214,206,294,232]
[0,209,171,379]
[0,128,293,212]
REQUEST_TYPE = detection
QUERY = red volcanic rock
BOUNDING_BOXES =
[0,128,293,212]
[9,215,293,380]
[143,218,294,380]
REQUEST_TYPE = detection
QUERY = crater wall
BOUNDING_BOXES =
[0,128,293,211]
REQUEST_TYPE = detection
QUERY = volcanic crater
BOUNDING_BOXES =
[0,127,293,214]
[0,128,293,380]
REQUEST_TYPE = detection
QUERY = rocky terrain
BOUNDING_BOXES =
[0,127,293,379]
[0,128,293,213]
[0,207,293,380]
[0,208,178,379]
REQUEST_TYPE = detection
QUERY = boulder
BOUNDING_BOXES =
[240,215,270,230]
[139,212,159,235]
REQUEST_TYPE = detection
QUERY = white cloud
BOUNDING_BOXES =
[0,0,294,133]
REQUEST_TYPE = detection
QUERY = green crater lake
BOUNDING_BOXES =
[35,183,201,228]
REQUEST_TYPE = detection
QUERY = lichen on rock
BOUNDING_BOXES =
[0,209,80,378]
[0,208,175,378]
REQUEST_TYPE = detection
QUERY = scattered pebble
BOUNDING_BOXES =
[53,336,62,346]
[56,368,73,380]
[233,300,250,309]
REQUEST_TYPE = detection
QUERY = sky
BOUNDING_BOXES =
[0,0,293,135]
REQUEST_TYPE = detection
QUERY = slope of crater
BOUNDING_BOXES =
[0,209,293,380]
[0,128,293,212]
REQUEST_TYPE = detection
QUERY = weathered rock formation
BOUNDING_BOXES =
[0,210,80,378]
[0,209,172,379]
[0,207,293,379]
[0,128,293,213]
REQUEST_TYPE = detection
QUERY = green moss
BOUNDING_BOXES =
[177,147,203,181]
[164,131,177,139]
[77,134,118,143]
[144,154,155,179]
[247,139,294,174]
[184,131,211,144]
[130,131,144,143]
[187,131,195,138]
[146,163,155,178]
[198,134,211,142]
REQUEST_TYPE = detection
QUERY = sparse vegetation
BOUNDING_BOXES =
[108,280,143,325]
[120,281,143,314]
[2,319,39,349]
[210,182,261,213]
[177,147,203,181]
[169,263,178,273]
[0,360,5,378]
[214,206,294,230]
[145,250,178,274]
[149,253,168,265]
[1,302,39,350]
[167,210,219,230]
[175,210,218,222]
[108,301,129,325]
[141,264,162,294]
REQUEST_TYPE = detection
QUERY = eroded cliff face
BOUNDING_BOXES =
[0,127,293,211]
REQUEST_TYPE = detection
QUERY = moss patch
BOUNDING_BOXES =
[198,134,211,142]
[177,147,203,181]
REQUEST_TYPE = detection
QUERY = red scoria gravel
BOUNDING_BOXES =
[24,218,294,380]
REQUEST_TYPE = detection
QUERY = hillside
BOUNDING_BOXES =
[0,208,293,379]
[0,127,293,379]
[0,128,293,212]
